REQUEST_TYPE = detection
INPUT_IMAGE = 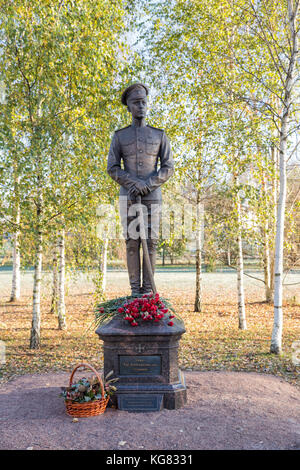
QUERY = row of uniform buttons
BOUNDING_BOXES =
[136,129,144,172]
[137,131,143,166]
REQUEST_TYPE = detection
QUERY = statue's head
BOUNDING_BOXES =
[121,83,149,119]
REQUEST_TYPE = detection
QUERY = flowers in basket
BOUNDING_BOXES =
[60,370,118,403]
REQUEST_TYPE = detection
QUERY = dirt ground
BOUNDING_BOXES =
[0,370,299,450]
[1,270,299,450]
[1,270,300,385]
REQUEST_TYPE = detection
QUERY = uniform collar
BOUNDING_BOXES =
[131,118,147,128]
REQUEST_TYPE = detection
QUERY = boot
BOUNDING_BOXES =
[141,238,157,294]
[126,238,141,296]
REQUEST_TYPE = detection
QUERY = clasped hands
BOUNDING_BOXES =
[129,179,150,199]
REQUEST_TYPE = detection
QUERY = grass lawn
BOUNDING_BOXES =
[0,271,299,386]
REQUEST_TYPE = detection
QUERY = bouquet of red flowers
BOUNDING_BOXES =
[117,293,175,327]
[95,293,177,328]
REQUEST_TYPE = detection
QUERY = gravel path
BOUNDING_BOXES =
[0,370,299,450]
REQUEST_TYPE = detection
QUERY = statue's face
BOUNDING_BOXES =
[127,97,147,119]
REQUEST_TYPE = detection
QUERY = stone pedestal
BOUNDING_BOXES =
[96,315,187,412]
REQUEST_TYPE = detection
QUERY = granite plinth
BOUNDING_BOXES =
[95,314,187,411]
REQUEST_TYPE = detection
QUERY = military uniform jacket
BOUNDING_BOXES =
[107,124,174,201]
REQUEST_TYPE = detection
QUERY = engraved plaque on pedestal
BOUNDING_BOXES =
[119,355,161,376]
[118,394,163,412]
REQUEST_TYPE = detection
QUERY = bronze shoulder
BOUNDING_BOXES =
[115,125,131,134]
[146,124,164,133]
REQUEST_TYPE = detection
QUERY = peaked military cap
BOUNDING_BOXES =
[121,83,149,106]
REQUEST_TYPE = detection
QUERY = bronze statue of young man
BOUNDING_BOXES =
[107,83,174,296]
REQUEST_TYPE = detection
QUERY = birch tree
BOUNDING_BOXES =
[222,0,300,352]
[57,228,66,330]
[50,238,59,315]
[0,0,127,348]
[270,0,299,353]
[236,186,247,329]
[9,170,21,302]
[152,0,300,351]
[0,91,23,302]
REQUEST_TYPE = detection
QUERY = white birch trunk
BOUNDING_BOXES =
[50,240,59,314]
[227,245,231,266]
[30,229,43,349]
[264,219,273,303]
[58,228,66,330]
[271,130,287,353]
[264,229,273,302]
[270,0,299,354]
[101,237,108,292]
[261,170,273,302]
[236,194,247,329]
[10,204,21,302]
[194,198,202,312]
[30,170,44,349]
[272,146,280,284]
[267,145,279,303]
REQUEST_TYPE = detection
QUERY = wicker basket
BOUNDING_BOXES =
[65,363,109,418]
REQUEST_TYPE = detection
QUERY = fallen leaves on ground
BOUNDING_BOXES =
[0,286,299,387]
